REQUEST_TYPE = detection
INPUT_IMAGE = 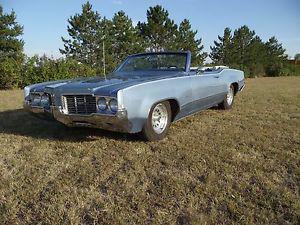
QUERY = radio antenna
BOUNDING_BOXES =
[102,35,106,80]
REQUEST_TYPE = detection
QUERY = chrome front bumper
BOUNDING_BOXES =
[23,101,132,133]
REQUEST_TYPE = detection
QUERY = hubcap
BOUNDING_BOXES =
[151,103,168,134]
[227,86,234,105]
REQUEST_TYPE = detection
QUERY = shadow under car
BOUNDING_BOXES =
[0,109,140,142]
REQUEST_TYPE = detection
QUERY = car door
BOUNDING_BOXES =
[189,72,226,112]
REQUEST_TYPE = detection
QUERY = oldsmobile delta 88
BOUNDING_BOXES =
[24,51,245,141]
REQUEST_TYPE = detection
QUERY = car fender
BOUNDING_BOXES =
[119,77,190,133]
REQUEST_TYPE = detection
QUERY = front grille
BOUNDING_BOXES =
[63,95,97,115]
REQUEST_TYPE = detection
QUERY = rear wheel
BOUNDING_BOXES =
[219,84,235,110]
[141,101,171,141]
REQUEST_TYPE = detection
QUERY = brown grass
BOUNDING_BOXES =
[0,77,299,224]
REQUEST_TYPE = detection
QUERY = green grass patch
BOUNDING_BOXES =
[0,77,299,224]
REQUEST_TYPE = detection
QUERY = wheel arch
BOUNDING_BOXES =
[167,99,180,122]
[146,98,180,123]
[231,82,239,95]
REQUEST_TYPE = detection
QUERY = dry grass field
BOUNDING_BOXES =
[0,77,299,224]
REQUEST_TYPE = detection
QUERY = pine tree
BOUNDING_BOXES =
[176,19,207,65]
[265,37,286,61]
[100,17,114,74]
[210,25,287,77]
[210,27,232,65]
[264,36,287,76]
[137,5,178,51]
[230,25,256,70]
[60,1,104,71]
[110,11,144,68]
[245,36,267,76]
[0,5,24,89]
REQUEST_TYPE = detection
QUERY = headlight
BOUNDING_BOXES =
[41,94,50,107]
[109,99,118,112]
[32,95,41,106]
[97,97,107,110]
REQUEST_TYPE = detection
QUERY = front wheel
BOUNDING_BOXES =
[219,84,235,110]
[141,101,171,141]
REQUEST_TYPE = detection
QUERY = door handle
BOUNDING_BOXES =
[214,76,219,78]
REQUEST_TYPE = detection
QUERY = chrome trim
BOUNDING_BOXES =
[24,100,44,113]
[238,79,245,92]
[60,93,118,116]
[23,100,53,119]
[61,94,97,115]
[53,106,130,132]
[23,101,130,133]
[30,91,45,95]
[240,84,245,92]
[96,96,118,115]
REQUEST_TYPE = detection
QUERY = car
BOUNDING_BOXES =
[23,51,245,141]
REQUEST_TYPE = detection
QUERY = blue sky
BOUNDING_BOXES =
[2,0,300,59]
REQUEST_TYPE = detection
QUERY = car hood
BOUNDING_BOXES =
[32,72,185,96]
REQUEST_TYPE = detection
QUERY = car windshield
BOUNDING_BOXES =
[116,53,187,73]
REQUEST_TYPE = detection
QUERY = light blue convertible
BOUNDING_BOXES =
[24,51,245,141]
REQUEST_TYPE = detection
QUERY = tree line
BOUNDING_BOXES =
[0,2,299,89]
[59,2,206,73]
[210,26,289,77]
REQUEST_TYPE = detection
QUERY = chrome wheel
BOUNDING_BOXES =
[151,103,168,134]
[227,86,234,105]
